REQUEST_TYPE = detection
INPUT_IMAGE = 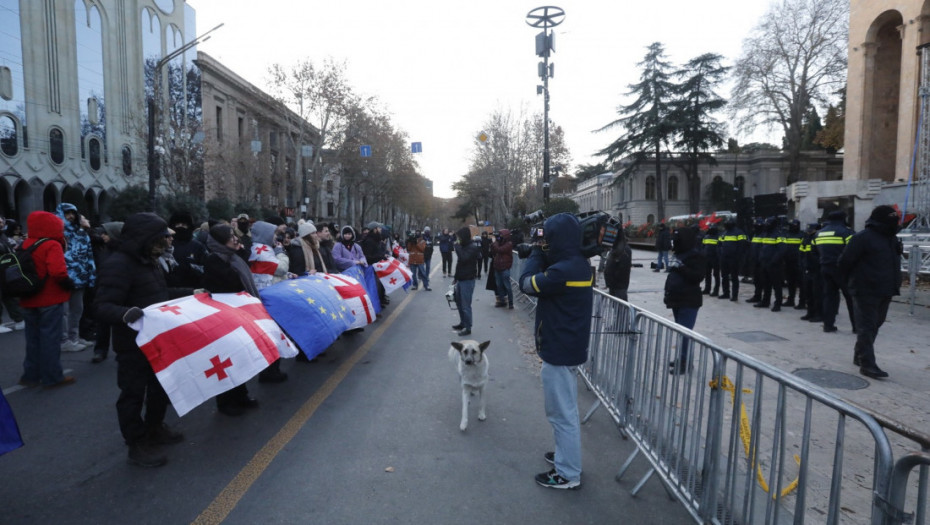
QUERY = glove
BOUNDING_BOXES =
[59,276,76,291]
[122,307,144,324]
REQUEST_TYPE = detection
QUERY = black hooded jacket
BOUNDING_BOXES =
[664,227,707,309]
[838,219,903,297]
[94,213,193,354]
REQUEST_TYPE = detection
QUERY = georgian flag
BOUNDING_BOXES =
[373,257,412,294]
[130,292,298,417]
[249,243,279,289]
[323,273,375,329]
[396,248,409,266]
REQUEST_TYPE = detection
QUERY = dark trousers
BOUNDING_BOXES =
[821,265,855,329]
[94,321,112,356]
[720,257,739,297]
[760,264,783,306]
[803,272,822,319]
[784,259,801,303]
[216,384,250,409]
[751,261,763,299]
[703,259,720,294]
[116,348,169,445]
[441,252,453,275]
[852,295,891,368]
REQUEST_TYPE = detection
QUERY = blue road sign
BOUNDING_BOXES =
[411,142,422,153]
[360,145,372,158]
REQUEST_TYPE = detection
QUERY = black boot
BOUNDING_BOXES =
[127,443,167,468]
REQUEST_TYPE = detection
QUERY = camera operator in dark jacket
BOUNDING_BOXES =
[95,212,194,468]
[665,226,707,374]
[837,205,903,379]
[519,213,593,490]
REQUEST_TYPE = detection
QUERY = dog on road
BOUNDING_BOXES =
[449,340,490,431]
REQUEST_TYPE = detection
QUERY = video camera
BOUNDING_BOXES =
[515,210,621,259]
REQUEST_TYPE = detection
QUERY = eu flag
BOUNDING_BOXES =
[0,389,23,456]
[342,265,382,315]
[260,276,353,360]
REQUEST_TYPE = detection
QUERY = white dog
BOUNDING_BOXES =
[449,340,491,431]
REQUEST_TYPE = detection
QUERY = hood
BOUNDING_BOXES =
[455,227,472,245]
[26,211,65,243]
[340,226,357,243]
[672,227,698,254]
[499,228,511,241]
[102,221,124,241]
[542,213,582,263]
[119,212,169,259]
[56,202,78,221]
[250,221,276,246]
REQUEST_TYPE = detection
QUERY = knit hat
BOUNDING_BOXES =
[868,205,899,226]
[367,221,381,230]
[209,224,235,245]
[236,213,249,220]
[298,222,317,238]
[423,226,430,232]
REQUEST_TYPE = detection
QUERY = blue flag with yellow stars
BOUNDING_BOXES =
[259,275,353,360]
[341,265,382,315]
[0,389,23,456]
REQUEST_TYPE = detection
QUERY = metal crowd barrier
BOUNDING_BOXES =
[579,290,930,525]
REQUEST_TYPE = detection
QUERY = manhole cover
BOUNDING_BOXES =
[726,331,788,343]
[793,368,870,390]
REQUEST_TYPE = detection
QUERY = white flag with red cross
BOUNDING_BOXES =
[130,292,297,416]
[323,273,375,330]
[373,257,411,295]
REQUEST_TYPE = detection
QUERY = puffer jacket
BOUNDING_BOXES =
[406,238,426,266]
[519,213,594,367]
[664,227,707,309]
[248,221,289,290]
[491,229,513,271]
[56,203,95,288]
[332,226,366,271]
[19,211,70,308]
[453,227,479,281]
[94,212,192,354]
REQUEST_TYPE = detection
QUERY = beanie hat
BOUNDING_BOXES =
[264,216,286,226]
[367,221,381,230]
[209,224,235,245]
[298,222,317,238]
[168,211,195,228]
[827,210,847,221]
[423,226,430,232]
[868,205,899,226]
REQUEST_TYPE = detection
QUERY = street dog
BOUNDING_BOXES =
[449,340,490,431]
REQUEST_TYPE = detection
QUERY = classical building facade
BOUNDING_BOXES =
[0,0,197,223]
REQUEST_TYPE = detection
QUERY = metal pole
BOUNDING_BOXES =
[147,96,157,212]
[543,34,550,205]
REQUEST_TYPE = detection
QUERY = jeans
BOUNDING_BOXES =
[657,251,669,270]
[61,288,85,343]
[541,362,582,482]
[21,303,66,385]
[454,279,475,329]
[410,263,429,289]
[672,307,699,362]
[494,268,513,305]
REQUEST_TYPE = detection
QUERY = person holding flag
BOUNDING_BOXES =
[248,220,290,383]
[95,212,194,468]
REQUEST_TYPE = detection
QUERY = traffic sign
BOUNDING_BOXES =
[411,142,422,153]
[360,145,372,157]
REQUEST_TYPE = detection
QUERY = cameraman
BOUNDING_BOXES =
[518,213,593,490]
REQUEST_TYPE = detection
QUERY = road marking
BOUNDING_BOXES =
[3,368,75,396]
[192,287,416,525]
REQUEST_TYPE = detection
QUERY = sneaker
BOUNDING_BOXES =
[860,366,889,379]
[535,468,580,490]
[0,325,11,334]
[91,352,107,364]
[60,340,84,352]
[127,443,167,468]
[44,376,76,389]
[17,378,39,388]
[77,338,95,347]
[411,285,418,290]
[452,324,464,330]
[823,325,838,333]
[457,328,472,336]
[146,423,184,445]
[10,321,25,330]
[544,451,555,465]
[423,287,432,291]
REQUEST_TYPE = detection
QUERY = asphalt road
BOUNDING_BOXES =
[0,261,694,525]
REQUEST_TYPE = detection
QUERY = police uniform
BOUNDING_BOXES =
[799,223,822,322]
[813,211,856,332]
[701,226,720,296]
[746,219,765,303]
[717,221,747,301]
[781,220,804,308]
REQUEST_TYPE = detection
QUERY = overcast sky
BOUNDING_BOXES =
[187,0,774,198]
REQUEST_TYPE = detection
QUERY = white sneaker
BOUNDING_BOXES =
[61,340,84,352]
[0,325,11,334]
[11,321,25,330]
[77,338,95,347]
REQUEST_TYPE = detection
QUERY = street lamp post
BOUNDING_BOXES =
[147,23,223,212]
[526,6,564,205]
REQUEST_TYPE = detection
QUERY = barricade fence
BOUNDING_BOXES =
[580,290,930,525]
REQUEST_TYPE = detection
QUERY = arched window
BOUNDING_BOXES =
[49,128,64,164]
[88,137,102,170]
[735,175,745,198]
[647,214,655,224]
[122,145,133,176]
[645,175,656,200]
[668,175,679,200]
[0,115,17,156]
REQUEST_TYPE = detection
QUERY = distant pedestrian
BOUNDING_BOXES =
[654,223,670,272]
[438,228,455,277]
[422,226,435,274]
[837,205,903,379]
[406,231,431,291]
[451,227,479,336]
[490,229,514,308]
[57,203,96,353]
[603,229,632,301]
[664,227,707,374]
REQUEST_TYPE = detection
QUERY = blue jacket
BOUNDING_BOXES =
[56,203,96,288]
[438,232,454,253]
[519,213,593,367]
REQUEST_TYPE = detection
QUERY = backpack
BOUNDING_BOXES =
[0,238,51,297]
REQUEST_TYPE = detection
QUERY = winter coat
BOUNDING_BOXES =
[604,239,632,292]
[758,228,787,268]
[406,238,426,266]
[248,221,289,290]
[491,229,513,271]
[518,213,594,367]
[56,203,96,288]
[332,226,367,271]
[480,236,491,258]
[168,227,207,288]
[814,218,855,266]
[664,228,707,309]
[718,224,748,259]
[361,230,387,265]
[837,220,902,298]
[18,211,70,308]
[94,212,192,355]
[453,227,479,281]
[422,233,434,260]
[655,227,672,251]
[438,232,454,253]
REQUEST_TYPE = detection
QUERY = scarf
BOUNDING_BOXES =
[300,236,326,274]
[206,234,259,297]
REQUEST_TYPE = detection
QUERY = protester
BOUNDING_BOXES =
[837,205,903,379]
[167,211,207,288]
[438,228,455,277]
[57,203,96,352]
[332,226,367,271]
[518,213,593,490]
[18,211,75,389]
[490,228,514,308]
[422,226,434,274]
[287,222,330,275]
[603,229,632,301]
[452,226,479,336]
[406,231,431,291]
[91,221,123,363]
[664,227,707,374]
[94,212,191,467]
[249,220,290,383]
[654,223,671,272]
[0,216,24,332]
[203,224,261,415]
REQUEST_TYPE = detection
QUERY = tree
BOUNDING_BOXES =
[574,162,609,182]
[597,42,678,221]
[729,0,848,185]
[671,53,729,214]
[816,89,845,152]
[800,107,824,150]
